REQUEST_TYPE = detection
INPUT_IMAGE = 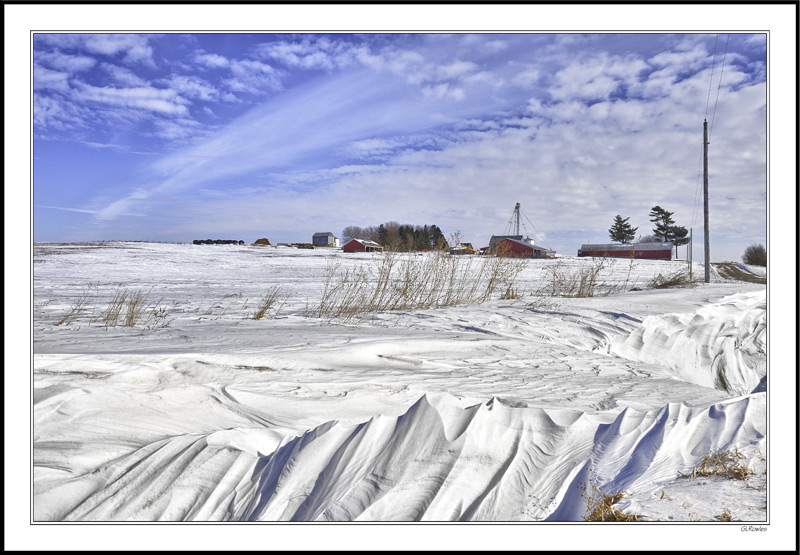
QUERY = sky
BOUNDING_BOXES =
[33,32,767,261]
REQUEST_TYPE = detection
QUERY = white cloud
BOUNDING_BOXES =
[164,75,219,101]
[150,118,204,140]
[72,83,190,115]
[36,34,156,67]
[101,63,149,87]
[194,52,230,68]
[33,64,71,92]
[36,50,96,73]
[436,60,479,80]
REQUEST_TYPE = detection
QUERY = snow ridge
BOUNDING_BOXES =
[39,392,765,522]
[608,291,766,395]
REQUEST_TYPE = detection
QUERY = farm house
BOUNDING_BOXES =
[496,238,555,258]
[577,242,673,260]
[342,238,385,253]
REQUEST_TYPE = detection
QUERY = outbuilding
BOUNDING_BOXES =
[342,238,384,253]
[577,242,672,260]
[496,238,555,258]
[313,232,340,247]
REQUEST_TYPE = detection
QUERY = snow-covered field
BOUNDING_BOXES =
[29,242,772,527]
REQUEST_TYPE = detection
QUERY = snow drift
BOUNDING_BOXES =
[608,291,766,395]
[32,243,769,522]
[35,391,765,522]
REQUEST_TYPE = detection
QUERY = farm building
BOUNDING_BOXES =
[489,235,524,250]
[448,243,479,255]
[342,238,385,253]
[577,242,673,260]
[313,232,340,247]
[496,238,555,258]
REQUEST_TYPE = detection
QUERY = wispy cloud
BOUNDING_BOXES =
[35,204,98,214]
[32,33,767,260]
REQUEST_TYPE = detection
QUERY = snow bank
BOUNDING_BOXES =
[32,242,768,522]
[35,391,765,522]
[608,291,766,395]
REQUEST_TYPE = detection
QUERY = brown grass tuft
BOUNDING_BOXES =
[682,448,754,481]
[715,510,735,522]
[580,474,643,522]
[647,270,697,289]
[252,286,287,320]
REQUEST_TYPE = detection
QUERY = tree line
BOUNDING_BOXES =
[608,206,689,257]
[342,222,448,252]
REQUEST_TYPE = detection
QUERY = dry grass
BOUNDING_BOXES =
[681,448,754,482]
[715,510,735,522]
[57,283,98,326]
[99,286,171,328]
[101,287,128,327]
[539,258,615,298]
[252,286,287,320]
[308,252,527,322]
[647,270,697,289]
[579,475,643,522]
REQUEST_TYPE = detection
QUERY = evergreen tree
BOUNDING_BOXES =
[649,205,675,242]
[429,225,446,249]
[608,215,638,243]
[668,225,689,257]
[377,224,388,246]
[650,206,689,256]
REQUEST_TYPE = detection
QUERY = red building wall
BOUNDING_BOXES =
[497,239,533,257]
[343,239,366,253]
[578,248,672,260]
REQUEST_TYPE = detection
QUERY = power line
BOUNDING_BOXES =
[704,34,719,120]
[709,34,730,140]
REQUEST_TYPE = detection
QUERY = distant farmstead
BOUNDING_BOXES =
[342,238,384,253]
[193,239,244,245]
[312,232,340,247]
[577,242,673,260]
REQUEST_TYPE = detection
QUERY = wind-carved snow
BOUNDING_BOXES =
[608,291,766,396]
[35,392,765,522]
[32,243,768,522]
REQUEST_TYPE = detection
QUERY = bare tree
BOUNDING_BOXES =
[742,243,766,266]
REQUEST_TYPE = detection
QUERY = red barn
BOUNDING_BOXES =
[577,242,672,260]
[496,238,555,258]
[342,238,384,253]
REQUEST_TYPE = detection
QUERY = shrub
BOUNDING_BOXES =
[742,243,766,266]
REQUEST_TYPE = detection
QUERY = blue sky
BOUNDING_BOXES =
[33,32,767,261]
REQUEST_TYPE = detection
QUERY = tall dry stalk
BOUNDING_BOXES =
[252,286,288,320]
[308,251,528,322]
[57,283,97,326]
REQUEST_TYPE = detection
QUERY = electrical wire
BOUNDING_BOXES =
[704,34,719,120]
[709,34,730,140]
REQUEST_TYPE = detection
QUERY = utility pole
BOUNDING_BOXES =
[689,228,693,279]
[703,119,710,283]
